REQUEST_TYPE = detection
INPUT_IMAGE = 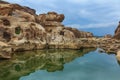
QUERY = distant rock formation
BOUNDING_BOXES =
[65,27,93,38]
[113,21,120,39]
[104,34,112,38]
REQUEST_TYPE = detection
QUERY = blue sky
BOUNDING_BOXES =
[5,0,120,36]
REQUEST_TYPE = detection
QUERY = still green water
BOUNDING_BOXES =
[0,48,120,80]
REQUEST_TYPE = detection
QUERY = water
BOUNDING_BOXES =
[0,48,120,80]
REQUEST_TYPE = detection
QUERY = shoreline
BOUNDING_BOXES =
[0,37,119,59]
[0,1,120,61]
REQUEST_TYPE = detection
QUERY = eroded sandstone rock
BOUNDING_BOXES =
[113,22,120,39]
[1,1,119,59]
[38,12,64,32]
[104,34,112,38]
[38,12,64,22]
[65,27,93,38]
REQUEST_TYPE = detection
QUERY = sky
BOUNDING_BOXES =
[5,0,120,36]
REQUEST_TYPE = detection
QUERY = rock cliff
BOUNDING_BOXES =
[0,1,93,58]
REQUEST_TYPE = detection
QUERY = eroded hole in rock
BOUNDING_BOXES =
[60,31,64,36]
[15,26,21,34]
[49,29,52,33]
[3,31,11,42]
[2,18,11,26]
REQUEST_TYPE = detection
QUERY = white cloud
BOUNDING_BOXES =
[79,9,92,16]
[67,0,88,4]
[5,0,24,4]
[4,0,120,35]
[67,22,117,29]
[66,24,82,29]
[66,0,120,23]
[25,0,57,7]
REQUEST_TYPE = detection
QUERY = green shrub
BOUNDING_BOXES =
[15,26,21,34]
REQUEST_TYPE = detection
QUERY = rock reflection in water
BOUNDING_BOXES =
[0,48,95,80]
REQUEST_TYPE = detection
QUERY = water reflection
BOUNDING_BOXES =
[0,48,95,80]
[20,49,120,80]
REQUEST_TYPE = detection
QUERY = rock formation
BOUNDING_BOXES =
[0,1,120,62]
[65,27,93,38]
[113,21,120,39]
[0,1,93,58]
[104,34,112,38]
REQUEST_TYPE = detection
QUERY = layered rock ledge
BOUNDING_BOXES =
[0,1,120,61]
